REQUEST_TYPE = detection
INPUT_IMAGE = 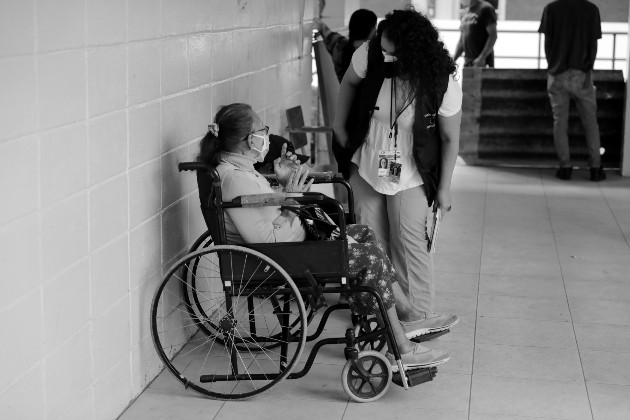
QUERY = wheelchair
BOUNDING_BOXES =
[150,162,449,402]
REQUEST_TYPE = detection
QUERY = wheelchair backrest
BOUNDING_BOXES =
[194,165,228,245]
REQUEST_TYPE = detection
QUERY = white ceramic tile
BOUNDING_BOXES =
[91,236,129,317]
[161,93,190,152]
[0,215,40,309]
[249,71,266,111]
[215,398,345,420]
[130,275,158,345]
[345,404,467,420]
[479,273,565,299]
[569,298,630,326]
[128,42,161,105]
[57,388,94,420]
[128,103,161,168]
[210,0,234,31]
[129,216,162,288]
[161,146,190,207]
[93,357,132,420]
[212,32,233,81]
[41,193,88,278]
[45,327,92,419]
[476,317,576,349]
[0,136,38,224]
[477,294,570,322]
[160,38,188,96]
[0,364,45,420]
[87,0,126,46]
[0,0,34,56]
[129,160,161,228]
[0,57,36,141]
[128,0,161,41]
[0,291,42,391]
[232,75,250,104]
[264,66,282,106]
[43,261,90,352]
[212,80,232,111]
[88,46,127,117]
[161,198,189,266]
[130,334,163,398]
[188,34,212,88]
[89,174,128,251]
[232,30,251,76]
[38,51,86,129]
[40,124,88,206]
[581,350,630,386]
[187,86,213,141]
[189,0,213,32]
[574,323,630,353]
[92,296,131,380]
[160,0,190,36]
[36,0,85,52]
[89,111,127,185]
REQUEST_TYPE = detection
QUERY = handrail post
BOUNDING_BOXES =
[537,33,542,69]
[612,33,617,69]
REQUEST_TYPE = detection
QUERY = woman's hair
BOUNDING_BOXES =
[348,9,377,42]
[368,7,457,101]
[197,103,255,167]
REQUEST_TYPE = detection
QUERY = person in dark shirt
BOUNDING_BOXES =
[539,0,605,181]
[454,0,497,67]
[314,9,377,82]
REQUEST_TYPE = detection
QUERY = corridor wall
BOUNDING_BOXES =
[0,0,316,418]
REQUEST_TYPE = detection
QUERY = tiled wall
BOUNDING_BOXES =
[0,0,315,418]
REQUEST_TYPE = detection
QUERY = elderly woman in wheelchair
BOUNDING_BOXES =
[150,103,452,402]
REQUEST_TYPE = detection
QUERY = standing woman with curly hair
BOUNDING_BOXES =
[332,8,462,339]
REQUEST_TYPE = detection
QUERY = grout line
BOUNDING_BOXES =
[467,166,488,420]
[541,169,596,420]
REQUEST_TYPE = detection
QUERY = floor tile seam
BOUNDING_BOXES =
[468,410,571,420]
[476,315,570,322]
[473,342,580,351]
[468,167,489,420]
[472,372,588,384]
[540,171,595,420]
[478,292,570,300]
[597,179,630,249]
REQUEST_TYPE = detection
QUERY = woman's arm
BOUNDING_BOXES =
[333,64,363,147]
[436,110,461,213]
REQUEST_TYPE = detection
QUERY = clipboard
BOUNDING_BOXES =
[428,208,441,254]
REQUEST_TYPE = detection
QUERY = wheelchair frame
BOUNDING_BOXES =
[149,162,440,402]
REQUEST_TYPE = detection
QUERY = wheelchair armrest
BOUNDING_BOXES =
[262,171,341,184]
[227,192,328,208]
[287,126,334,134]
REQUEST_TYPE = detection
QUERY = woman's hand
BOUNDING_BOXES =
[436,188,452,220]
[283,166,314,193]
[274,143,302,186]
[334,127,349,148]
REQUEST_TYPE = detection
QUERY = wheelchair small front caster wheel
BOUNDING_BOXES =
[354,317,387,352]
[341,350,392,402]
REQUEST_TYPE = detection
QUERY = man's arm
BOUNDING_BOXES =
[472,22,497,67]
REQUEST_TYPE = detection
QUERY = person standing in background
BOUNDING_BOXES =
[314,9,378,82]
[539,0,606,181]
[454,0,497,68]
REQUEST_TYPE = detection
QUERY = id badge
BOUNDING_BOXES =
[377,150,395,177]
[389,161,402,184]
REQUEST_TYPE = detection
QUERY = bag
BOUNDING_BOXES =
[281,204,341,241]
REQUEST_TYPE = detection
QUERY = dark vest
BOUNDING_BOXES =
[332,55,449,206]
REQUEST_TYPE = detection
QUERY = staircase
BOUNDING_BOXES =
[460,68,625,168]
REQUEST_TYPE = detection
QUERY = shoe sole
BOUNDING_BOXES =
[404,318,459,339]
[389,355,450,372]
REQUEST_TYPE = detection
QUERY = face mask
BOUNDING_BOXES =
[250,133,269,162]
[383,51,399,79]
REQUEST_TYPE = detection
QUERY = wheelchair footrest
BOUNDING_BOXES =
[410,329,450,343]
[392,366,437,388]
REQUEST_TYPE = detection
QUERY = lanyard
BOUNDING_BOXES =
[389,78,413,153]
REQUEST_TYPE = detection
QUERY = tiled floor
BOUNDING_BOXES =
[119,163,630,420]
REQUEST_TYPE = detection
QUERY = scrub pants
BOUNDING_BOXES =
[349,165,434,315]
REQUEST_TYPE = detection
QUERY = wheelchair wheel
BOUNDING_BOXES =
[180,239,313,351]
[354,317,387,352]
[151,245,308,399]
[341,350,392,403]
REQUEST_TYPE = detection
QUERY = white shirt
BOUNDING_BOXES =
[349,42,463,195]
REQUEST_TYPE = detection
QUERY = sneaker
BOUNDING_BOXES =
[401,313,459,339]
[385,343,450,371]
[590,166,606,182]
[556,167,573,180]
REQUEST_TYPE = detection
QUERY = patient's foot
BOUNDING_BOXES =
[400,313,459,339]
[386,343,450,371]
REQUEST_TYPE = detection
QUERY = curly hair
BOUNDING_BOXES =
[367,7,457,101]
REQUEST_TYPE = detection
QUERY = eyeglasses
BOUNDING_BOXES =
[242,125,269,142]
